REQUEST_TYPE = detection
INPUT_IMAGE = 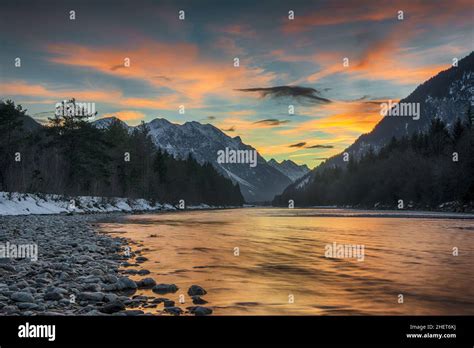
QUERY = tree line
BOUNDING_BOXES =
[0,99,244,206]
[273,109,474,209]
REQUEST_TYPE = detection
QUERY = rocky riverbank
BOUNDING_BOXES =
[0,214,212,316]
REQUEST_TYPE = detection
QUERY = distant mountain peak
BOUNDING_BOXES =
[268,158,310,182]
[93,116,129,129]
[149,118,173,127]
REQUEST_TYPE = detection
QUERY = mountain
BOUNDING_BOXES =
[268,159,310,182]
[277,51,474,200]
[93,117,292,202]
[20,115,42,132]
[92,117,129,130]
[327,52,473,168]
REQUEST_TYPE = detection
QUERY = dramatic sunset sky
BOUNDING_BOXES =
[1,0,472,167]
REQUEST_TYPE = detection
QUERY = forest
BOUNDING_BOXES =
[273,108,474,209]
[0,99,244,206]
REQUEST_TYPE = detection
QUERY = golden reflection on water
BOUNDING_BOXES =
[98,208,474,315]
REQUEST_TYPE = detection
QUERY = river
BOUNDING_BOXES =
[98,208,474,315]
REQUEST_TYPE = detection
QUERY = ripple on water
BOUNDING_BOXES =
[98,208,474,315]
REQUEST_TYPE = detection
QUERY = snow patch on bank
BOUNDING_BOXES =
[0,192,201,216]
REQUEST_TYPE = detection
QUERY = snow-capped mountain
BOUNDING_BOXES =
[93,117,292,202]
[268,159,310,182]
[92,117,130,130]
[279,51,474,195]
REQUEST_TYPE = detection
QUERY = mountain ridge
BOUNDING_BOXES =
[93,116,292,202]
[278,51,474,198]
[268,158,310,182]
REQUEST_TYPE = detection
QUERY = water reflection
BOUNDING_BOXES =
[98,208,474,315]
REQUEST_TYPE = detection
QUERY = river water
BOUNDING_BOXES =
[98,208,474,315]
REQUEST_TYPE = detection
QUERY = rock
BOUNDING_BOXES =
[81,283,101,292]
[187,285,207,296]
[100,301,125,314]
[132,295,148,302]
[82,275,101,284]
[103,275,118,283]
[59,299,71,306]
[17,280,29,288]
[187,306,213,316]
[164,306,183,316]
[44,292,63,301]
[77,292,105,302]
[104,293,119,303]
[91,269,104,276]
[123,310,144,316]
[0,264,16,272]
[59,272,70,281]
[117,277,137,290]
[102,284,117,291]
[163,300,175,307]
[135,256,148,263]
[121,261,136,267]
[17,302,40,310]
[11,292,34,303]
[136,278,156,288]
[151,297,168,304]
[46,287,68,295]
[3,305,19,314]
[137,269,150,276]
[43,311,66,316]
[152,284,178,294]
[36,278,50,285]
[192,296,208,305]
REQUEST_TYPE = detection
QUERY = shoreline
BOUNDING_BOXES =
[0,213,211,316]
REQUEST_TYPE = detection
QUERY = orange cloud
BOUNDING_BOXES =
[2,81,122,102]
[227,110,257,117]
[279,100,383,136]
[282,0,473,33]
[101,110,145,124]
[287,24,453,85]
[46,40,276,108]
[283,6,391,33]
[1,80,183,111]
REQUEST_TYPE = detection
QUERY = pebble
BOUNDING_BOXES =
[152,284,178,294]
[11,292,34,303]
[136,278,156,288]
[186,306,213,316]
[187,285,207,296]
[0,214,213,316]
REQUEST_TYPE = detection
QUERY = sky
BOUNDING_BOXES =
[0,0,473,168]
